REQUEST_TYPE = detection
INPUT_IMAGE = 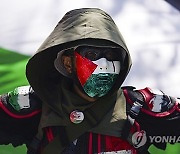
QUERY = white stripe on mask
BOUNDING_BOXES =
[92,58,120,74]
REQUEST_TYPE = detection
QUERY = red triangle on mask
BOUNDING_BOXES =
[75,52,97,86]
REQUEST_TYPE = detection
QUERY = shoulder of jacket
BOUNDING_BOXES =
[0,85,42,117]
[122,86,178,115]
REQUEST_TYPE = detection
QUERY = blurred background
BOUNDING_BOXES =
[0,0,179,153]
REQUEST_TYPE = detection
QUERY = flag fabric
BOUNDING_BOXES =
[0,48,30,94]
[0,0,179,153]
[0,48,29,153]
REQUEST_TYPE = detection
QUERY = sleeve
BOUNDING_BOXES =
[0,86,42,147]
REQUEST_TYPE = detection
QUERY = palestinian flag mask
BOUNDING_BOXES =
[75,46,121,98]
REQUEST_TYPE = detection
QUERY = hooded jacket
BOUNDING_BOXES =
[26,8,133,153]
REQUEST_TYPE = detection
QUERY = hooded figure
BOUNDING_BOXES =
[26,8,131,104]
[0,7,179,154]
[26,8,135,153]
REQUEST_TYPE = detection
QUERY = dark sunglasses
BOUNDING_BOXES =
[75,46,120,61]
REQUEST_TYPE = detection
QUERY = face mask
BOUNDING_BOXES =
[75,51,120,97]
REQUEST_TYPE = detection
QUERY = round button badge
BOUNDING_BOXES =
[70,110,84,124]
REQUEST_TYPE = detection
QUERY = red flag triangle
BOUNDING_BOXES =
[75,52,97,86]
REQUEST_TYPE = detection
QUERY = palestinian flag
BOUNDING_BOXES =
[0,2,37,153]
[0,48,30,153]
[75,52,120,97]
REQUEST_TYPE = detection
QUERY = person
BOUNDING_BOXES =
[0,8,179,154]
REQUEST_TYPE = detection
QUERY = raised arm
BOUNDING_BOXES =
[0,86,42,147]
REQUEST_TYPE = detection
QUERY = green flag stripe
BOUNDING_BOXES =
[0,47,30,94]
